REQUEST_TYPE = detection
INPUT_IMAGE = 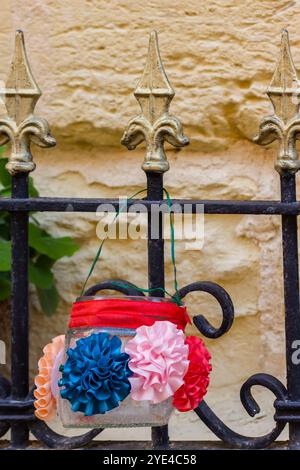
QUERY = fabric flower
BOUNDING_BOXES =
[34,335,65,421]
[59,333,132,416]
[125,321,189,404]
[173,336,211,412]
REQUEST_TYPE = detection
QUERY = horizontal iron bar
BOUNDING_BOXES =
[0,414,35,422]
[275,414,300,423]
[1,197,300,214]
[0,399,35,422]
[0,399,34,410]
[275,400,300,422]
[0,440,289,450]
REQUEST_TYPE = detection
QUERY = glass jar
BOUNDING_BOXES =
[58,295,188,428]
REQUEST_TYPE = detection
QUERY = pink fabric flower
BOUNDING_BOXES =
[34,335,65,421]
[125,321,189,404]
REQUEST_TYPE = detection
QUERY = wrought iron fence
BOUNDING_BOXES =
[0,28,300,450]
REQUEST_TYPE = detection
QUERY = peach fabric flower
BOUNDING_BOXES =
[125,321,189,404]
[34,335,65,421]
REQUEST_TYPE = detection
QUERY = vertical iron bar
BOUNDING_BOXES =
[10,173,29,448]
[147,172,169,449]
[280,173,300,450]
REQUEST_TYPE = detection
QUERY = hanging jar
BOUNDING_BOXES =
[57,295,190,428]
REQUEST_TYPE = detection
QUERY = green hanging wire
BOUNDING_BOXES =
[80,187,183,306]
[107,281,179,304]
[80,188,147,296]
[163,188,181,305]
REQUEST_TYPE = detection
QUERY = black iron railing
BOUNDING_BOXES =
[0,29,300,450]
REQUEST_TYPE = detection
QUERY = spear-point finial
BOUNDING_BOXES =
[255,29,300,174]
[4,30,41,124]
[267,29,300,123]
[121,31,189,173]
[134,31,174,124]
[0,30,55,175]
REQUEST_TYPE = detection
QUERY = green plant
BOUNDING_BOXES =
[0,152,80,315]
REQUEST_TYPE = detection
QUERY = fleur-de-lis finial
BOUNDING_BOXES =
[121,31,189,173]
[0,30,56,175]
[255,29,300,174]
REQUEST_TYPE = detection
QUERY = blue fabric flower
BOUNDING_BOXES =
[59,333,132,416]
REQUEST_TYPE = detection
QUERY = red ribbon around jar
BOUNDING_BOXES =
[69,297,191,331]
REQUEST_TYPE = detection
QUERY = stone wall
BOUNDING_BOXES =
[1,0,299,441]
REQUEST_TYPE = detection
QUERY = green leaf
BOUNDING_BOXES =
[0,158,11,189]
[29,256,54,289]
[29,214,41,226]
[36,254,56,269]
[37,285,59,316]
[0,272,10,300]
[0,240,11,271]
[29,223,79,260]
[0,159,38,197]
[29,176,39,197]
[0,187,11,197]
[0,215,10,240]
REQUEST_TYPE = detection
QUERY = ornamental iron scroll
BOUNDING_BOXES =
[0,30,55,176]
[0,28,300,450]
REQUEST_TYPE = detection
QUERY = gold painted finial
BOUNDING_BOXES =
[255,29,300,174]
[0,30,55,175]
[121,30,189,173]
